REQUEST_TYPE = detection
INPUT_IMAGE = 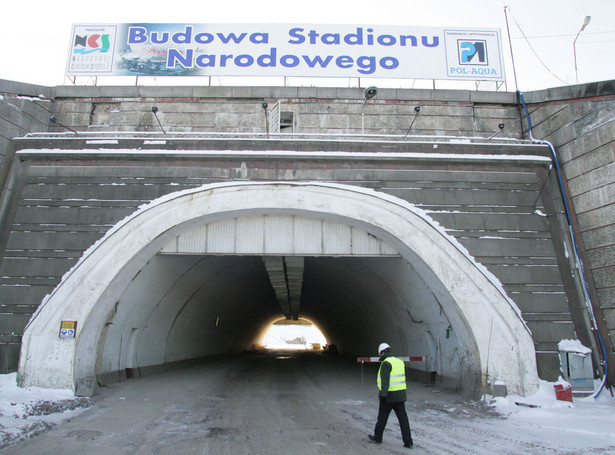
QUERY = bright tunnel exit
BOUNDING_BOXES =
[263,319,327,351]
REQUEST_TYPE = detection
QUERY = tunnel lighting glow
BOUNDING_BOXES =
[264,319,327,350]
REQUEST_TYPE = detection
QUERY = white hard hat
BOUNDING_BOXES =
[378,343,391,354]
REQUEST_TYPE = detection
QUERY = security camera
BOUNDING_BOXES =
[364,86,378,100]
[152,107,158,113]
[498,123,505,130]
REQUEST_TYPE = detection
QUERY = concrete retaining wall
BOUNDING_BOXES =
[48,85,523,138]
[0,80,53,165]
[522,81,615,369]
[0,79,613,385]
[0,142,573,381]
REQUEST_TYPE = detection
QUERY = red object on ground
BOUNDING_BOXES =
[554,383,573,402]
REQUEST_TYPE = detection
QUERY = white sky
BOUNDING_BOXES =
[1,0,613,91]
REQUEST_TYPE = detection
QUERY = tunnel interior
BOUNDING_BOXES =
[97,250,461,388]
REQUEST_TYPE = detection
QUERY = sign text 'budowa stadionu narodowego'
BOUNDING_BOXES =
[67,24,505,81]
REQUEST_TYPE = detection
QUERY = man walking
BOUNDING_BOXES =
[368,343,413,448]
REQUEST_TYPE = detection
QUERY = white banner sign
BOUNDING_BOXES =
[67,24,505,81]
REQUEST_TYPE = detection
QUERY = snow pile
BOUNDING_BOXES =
[490,379,576,410]
[488,380,615,450]
[0,373,90,449]
[558,338,592,354]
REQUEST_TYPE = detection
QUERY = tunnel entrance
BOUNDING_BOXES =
[18,182,539,397]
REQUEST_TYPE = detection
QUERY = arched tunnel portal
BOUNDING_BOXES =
[18,182,539,397]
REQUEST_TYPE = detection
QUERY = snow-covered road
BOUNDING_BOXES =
[1,351,614,454]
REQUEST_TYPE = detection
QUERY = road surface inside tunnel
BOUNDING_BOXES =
[2,351,601,455]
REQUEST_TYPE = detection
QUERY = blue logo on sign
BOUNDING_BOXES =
[458,40,487,65]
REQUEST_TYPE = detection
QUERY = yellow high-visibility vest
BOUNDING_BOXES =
[377,356,407,391]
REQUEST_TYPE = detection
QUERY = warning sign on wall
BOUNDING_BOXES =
[59,320,77,338]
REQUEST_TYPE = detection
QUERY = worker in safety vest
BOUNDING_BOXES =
[368,343,413,449]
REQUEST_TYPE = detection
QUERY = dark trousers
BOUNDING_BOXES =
[374,398,412,445]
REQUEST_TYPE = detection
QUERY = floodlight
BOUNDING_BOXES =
[364,86,378,101]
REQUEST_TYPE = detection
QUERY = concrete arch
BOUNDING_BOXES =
[18,182,539,396]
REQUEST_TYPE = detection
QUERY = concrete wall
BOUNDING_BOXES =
[0,79,613,386]
[522,81,615,374]
[0,141,572,383]
[48,85,523,138]
[0,80,53,166]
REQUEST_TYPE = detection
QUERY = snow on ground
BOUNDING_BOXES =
[0,374,90,449]
[486,380,615,452]
[1,371,614,452]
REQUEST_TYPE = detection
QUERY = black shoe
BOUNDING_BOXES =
[404,440,414,448]
[368,435,382,443]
